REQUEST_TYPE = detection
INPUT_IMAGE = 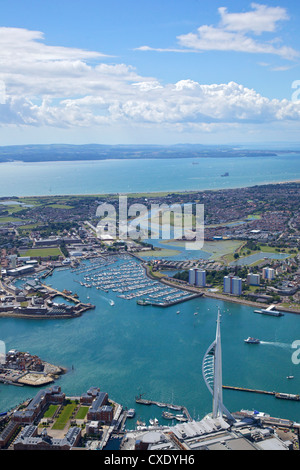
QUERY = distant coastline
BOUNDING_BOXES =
[0,143,283,163]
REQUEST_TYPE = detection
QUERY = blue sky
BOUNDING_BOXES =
[0,0,300,145]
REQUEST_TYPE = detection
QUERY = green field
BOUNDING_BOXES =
[52,402,77,430]
[43,404,59,418]
[24,247,62,257]
[75,406,89,420]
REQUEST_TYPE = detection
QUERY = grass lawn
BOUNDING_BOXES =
[43,404,59,418]
[75,406,89,420]
[52,402,77,430]
[24,247,62,257]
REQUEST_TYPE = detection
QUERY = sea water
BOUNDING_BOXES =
[0,153,299,196]
[0,260,300,426]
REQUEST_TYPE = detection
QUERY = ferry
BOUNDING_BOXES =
[254,305,284,317]
[127,409,135,418]
[244,337,260,344]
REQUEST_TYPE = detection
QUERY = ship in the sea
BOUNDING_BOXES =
[127,408,136,418]
[254,305,284,317]
[221,172,229,177]
[244,337,260,344]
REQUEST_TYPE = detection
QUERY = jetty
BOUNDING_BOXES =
[223,385,300,402]
[41,283,81,303]
[135,395,192,421]
[138,292,203,308]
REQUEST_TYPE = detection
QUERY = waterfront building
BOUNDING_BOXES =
[188,268,196,285]
[6,265,35,277]
[189,268,206,287]
[86,391,109,421]
[232,277,242,296]
[12,386,65,424]
[247,273,260,286]
[195,270,206,287]
[13,425,81,450]
[223,276,242,296]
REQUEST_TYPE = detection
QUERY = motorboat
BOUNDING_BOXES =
[127,408,135,418]
[244,337,260,344]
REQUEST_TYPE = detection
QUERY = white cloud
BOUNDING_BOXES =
[137,3,299,61]
[218,3,289,34]
[0,26,299,134]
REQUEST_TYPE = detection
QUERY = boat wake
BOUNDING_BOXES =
[99,295,114,306]
[260,341,291,349]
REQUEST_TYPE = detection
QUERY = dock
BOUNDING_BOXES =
[223,385,300,401]
[41,283,81,303]
[141,292,203,308]
[135,395,192,421]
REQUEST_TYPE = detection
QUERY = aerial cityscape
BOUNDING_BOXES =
[0,0,300,457]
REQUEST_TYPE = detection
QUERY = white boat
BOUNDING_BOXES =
[244,337,260,344]
[254,305,284,317]
[127,408,135,418]
[287,376,294,380]
[149,418,158,425]
[109,300,115,306]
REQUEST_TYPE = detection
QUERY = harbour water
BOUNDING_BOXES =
[0,255,300,427]
[0,153,299,196]
[0,153,299,427]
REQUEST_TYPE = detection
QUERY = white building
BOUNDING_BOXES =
[262,267,275,281]
[247,273,260,286]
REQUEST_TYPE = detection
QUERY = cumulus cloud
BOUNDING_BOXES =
[137,3,299,61]
[0,26,300,133]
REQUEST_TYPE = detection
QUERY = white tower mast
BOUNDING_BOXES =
[202,307,235,422]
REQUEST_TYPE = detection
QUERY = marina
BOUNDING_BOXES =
[1,253,300,428]
[71,254,200,308]
[135,395,192,421]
